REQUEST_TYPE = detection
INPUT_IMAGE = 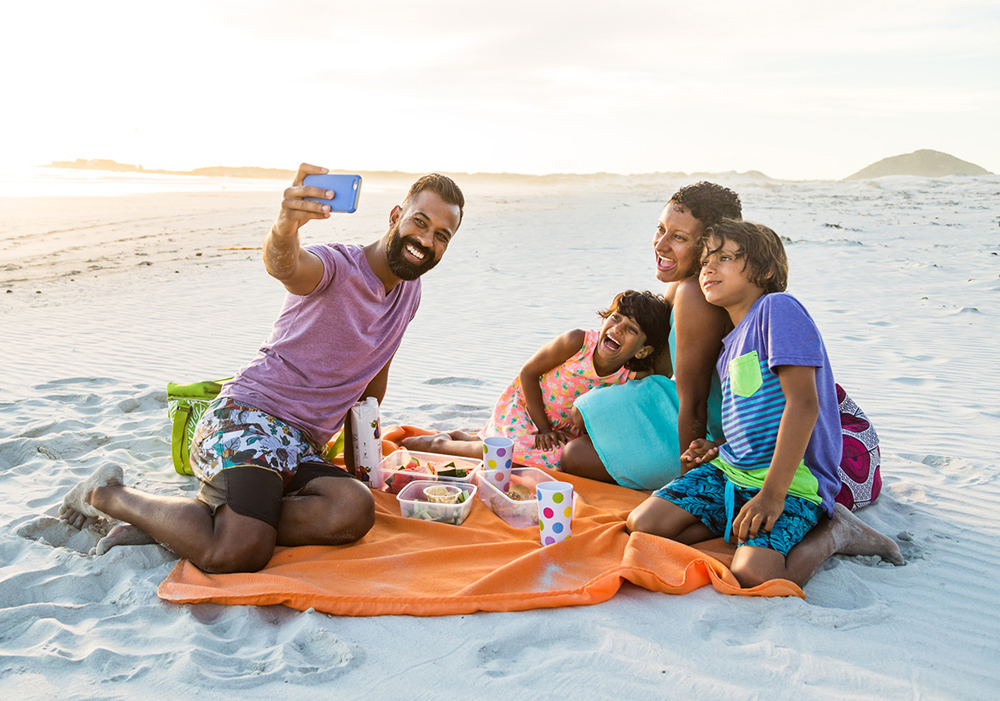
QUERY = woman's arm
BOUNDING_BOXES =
[651,298,674,377]
[672,278,730,472]
[518,328,587,450]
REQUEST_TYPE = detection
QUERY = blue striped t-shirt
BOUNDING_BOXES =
[714,293,842,516]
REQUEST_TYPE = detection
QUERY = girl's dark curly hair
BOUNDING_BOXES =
[598,290,672,372]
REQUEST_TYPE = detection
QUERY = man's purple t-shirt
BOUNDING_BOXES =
[219,243,421,446]
[715,292,841,516]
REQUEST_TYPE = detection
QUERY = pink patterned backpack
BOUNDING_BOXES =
[835,384,882,511]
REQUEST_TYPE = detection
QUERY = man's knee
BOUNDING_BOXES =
[306,477,375,545]
[196,518,277,574]
[334,480,375,543]
[199,547,274,575]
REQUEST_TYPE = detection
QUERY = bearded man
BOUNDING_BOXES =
[59,163,465,573]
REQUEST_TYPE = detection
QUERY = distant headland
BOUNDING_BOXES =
[43,158,774,185]
[46,159,298,180]
[844,150,992,180]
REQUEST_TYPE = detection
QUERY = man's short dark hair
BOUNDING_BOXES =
[705,219,788,294]
[403,173,465,225]
[598,290,672,372]
[669,182,742,230]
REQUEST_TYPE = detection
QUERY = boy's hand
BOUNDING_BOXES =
[733,487,786,542]
[680,438,720,470]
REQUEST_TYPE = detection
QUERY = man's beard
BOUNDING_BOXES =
[385,224,439,280]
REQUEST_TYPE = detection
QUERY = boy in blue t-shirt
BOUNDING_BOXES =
[627,219,901,588]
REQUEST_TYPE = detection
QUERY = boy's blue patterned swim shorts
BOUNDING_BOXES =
[653,463,824,556]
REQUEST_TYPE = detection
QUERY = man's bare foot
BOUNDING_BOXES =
[58,464,124,529]
[93,523,158,556]
[831,503,904,566]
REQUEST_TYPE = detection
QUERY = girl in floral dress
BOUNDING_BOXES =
[402,290,671,469]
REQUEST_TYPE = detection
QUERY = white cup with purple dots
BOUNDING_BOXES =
[482,436,514,492]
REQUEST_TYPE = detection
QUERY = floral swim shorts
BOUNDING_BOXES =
[189,397,352,528]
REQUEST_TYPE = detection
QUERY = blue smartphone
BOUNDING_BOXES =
[303,173,362,213]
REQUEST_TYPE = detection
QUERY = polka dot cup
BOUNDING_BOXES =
[482,436,514,493]
[536,481,574,545]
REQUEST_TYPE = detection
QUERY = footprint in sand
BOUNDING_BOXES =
[477,626,600,677]
[191,627,355,683]
[423,376,485,387]
[895,531,924,562]
[17,515,107,553]
[804,560,879,611]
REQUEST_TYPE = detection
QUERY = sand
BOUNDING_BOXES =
[1,171,998,698]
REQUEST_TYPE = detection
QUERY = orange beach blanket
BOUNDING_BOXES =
[157,426,803,615]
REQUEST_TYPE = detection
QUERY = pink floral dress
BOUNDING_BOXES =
[478,329,632,469]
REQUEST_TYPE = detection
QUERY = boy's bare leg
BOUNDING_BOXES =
[400,430,484,458]
[729,503,904,588]
[626,495,715,543]
[560,436,616,483]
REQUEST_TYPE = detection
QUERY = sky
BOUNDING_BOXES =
[2,0,998,180]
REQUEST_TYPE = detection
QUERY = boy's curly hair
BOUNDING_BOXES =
[598,290,672,372]
[705,219,788,294]
[670,182,742,231]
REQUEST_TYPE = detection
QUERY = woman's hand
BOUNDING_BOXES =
[680,438,721,471]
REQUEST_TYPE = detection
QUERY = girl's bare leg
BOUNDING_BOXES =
[400,430,484,459]
[560,436,616,483]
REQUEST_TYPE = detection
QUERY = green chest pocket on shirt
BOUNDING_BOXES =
[729,351,764,398]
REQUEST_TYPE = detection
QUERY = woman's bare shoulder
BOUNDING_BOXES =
[673,278,730,332]
[674,277,713,313]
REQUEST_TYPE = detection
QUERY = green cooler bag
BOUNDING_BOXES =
[166,378,231,475]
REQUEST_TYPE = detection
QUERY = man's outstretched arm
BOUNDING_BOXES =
[264,162,333,295]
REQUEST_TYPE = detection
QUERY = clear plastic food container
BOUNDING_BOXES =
[371,448,482,495]
[397,480,477,525]
[476,467,561,529]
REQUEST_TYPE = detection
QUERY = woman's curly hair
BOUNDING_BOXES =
[669,182,742,231]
